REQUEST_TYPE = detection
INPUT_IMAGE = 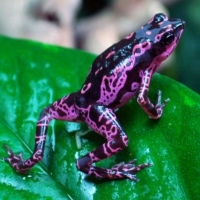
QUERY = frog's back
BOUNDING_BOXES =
[78,35,144,108]
[88,36,135,79]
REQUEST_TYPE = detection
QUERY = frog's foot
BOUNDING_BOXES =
[86,160,151,181]
[110,159,151,181]
[3,144,28,173]
[138,89,170,119]
[147,90,170,119]
[155,90,170,111]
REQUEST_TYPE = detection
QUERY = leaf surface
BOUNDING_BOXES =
[0,36,199,199]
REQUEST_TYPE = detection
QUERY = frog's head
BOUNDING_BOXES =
[134,13,184,70]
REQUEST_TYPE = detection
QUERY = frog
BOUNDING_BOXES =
[4,13,184,181]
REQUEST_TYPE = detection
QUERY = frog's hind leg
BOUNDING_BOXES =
[76,105,150,180]
[4,92,80,173]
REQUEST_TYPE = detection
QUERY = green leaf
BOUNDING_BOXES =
[0,36,200,199]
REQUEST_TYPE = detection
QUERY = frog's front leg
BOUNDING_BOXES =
[137,69,170,119]
[76,104,150,180]
[4,93,79,173]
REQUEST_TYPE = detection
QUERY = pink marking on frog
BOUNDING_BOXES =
[132,82,140,90]
[139,70,144,78]
[97,58,134,105]
[35,135,46,144]
[106,51,115,59]
[132,41,151,56]
[81,83,92,94]
[95,66,103,75]
[146,30,151,35]
[125,32,134,39]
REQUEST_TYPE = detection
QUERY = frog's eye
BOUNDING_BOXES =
[154,13,166,23]
[162,31,175,45]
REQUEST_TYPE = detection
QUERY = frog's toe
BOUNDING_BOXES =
[111,160,151,181]
[3,144,27,173]
[120,171,139,181]
[156,90,170,108]
[4,144,22,160]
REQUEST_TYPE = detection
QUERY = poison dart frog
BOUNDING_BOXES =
[4,13,184,181]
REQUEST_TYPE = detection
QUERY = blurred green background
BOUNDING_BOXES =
[0,0,199,93]
[168,0,200,93]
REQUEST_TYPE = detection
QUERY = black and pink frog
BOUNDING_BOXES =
[4,13,184,181]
